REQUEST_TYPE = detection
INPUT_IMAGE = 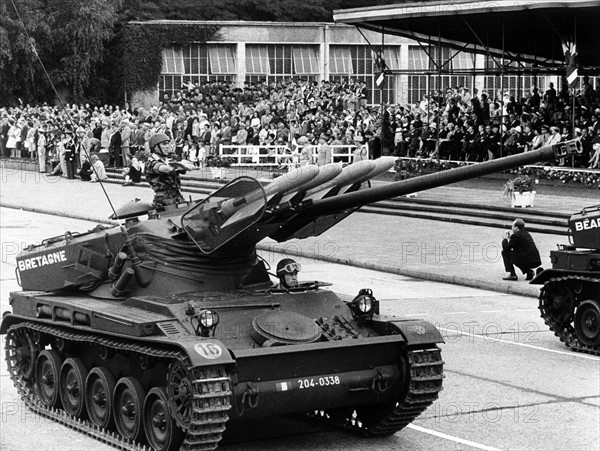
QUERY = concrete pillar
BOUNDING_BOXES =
[320,25,328,82]
[237,42,246,89]
[398,44,410,105]
[474,54,486,98]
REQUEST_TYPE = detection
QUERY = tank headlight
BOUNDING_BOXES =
[347,288,379,321]
[358,296,373,313]
[192,309,220,337]
[199,310,219,328]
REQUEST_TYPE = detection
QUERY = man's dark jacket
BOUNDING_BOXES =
[502,229,541,267]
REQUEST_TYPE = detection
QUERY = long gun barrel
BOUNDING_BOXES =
[304,140,581,216]
[182,140,582,252]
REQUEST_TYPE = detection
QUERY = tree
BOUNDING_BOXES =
[118,0,339,22]
[0,0,120,105]
[0,0,52,104]
[47,0,121,101]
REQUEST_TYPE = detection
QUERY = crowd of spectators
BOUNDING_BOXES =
[403,78,600,167]
[1,76,600,180]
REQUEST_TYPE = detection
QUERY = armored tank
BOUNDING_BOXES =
[531,205,600,355]
[2,140,580,450]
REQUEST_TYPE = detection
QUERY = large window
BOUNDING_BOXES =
[160,44,235,98]
[406,45,475,104]
[408,46,428,104]
[330,46,353,75]
[483,55,539,101]
[162,47,184,74]
[245,45,318,85]
[208,45,236,74]
[292,46,319,75]
[382,46,401,71]
[246,45,270,75]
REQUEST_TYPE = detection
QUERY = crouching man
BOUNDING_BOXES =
[501,218,541,281]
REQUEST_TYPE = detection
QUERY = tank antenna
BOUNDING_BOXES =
[9,0,124,225]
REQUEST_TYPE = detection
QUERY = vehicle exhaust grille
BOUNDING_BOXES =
[157,321,187,337]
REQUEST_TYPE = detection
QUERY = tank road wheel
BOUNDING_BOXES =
[85,367,116,429]
[5,328,39,381]
[540,283,576,324]
[35,350,64,408]
[144,387,184,451]
[113,377,146,442]
[59,358,89,418]
[166,361,192,428]
[575,300,600,347]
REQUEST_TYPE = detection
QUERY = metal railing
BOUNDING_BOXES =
[219,144,360,166]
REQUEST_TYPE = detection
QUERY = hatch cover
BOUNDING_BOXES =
[252,311,321,346]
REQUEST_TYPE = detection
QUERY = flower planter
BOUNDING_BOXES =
[511,191,536,208]
[210,167,224,179]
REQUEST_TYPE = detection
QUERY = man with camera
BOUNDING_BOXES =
[501,218,541,281]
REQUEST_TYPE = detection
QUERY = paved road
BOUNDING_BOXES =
[1,209,598,451]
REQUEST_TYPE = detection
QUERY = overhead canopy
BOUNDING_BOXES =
[334,0,600,71]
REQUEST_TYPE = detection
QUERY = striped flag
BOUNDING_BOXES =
[562,40,578,88]
[566,67,578,88]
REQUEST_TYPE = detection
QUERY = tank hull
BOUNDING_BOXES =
[3,287,444,450]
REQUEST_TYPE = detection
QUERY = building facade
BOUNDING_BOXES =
[130,20,592,108]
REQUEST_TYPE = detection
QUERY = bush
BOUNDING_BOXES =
[206,155,233,168]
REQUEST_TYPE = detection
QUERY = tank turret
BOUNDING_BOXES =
[2,140,582,450]
[531,204,600,355]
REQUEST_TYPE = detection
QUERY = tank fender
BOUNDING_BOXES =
[371,316,444,345]
[0,313,27,335]
[530,268,597,285]
[0,315,236,367]
[176,338,235,367]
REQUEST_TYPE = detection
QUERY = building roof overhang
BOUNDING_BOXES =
[334,0,600,70]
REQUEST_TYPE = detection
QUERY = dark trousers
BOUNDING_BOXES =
[502,249,540,275]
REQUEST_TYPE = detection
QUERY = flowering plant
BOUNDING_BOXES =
[393,157,471,181]
[502,175,536,197]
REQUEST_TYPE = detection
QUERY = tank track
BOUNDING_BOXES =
[5,322,232,451]
[312,346,444,436]
[539,276,600,356]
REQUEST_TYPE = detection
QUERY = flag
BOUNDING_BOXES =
[376,72,385,87]
[562,40,578,88]
[566,67,578,88]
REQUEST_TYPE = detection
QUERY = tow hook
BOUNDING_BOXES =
[371,369,390,393]
[238,384,260,416]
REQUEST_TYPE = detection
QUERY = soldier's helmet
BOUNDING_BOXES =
[276,258,301,277]
[149,133,170,154]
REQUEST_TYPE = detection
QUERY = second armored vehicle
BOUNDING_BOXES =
[532,205,600,355]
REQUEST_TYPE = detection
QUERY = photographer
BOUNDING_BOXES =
[501,218,541,281]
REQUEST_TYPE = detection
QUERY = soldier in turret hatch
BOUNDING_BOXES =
[145,132,189,207]
[275,258,301,290]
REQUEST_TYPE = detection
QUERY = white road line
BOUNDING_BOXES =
[443,311,467,315]
[408,424,502,451]
[511,308,538,312]
[405,313,429,316]
[480,310,502,313]
[439,327,600,361]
